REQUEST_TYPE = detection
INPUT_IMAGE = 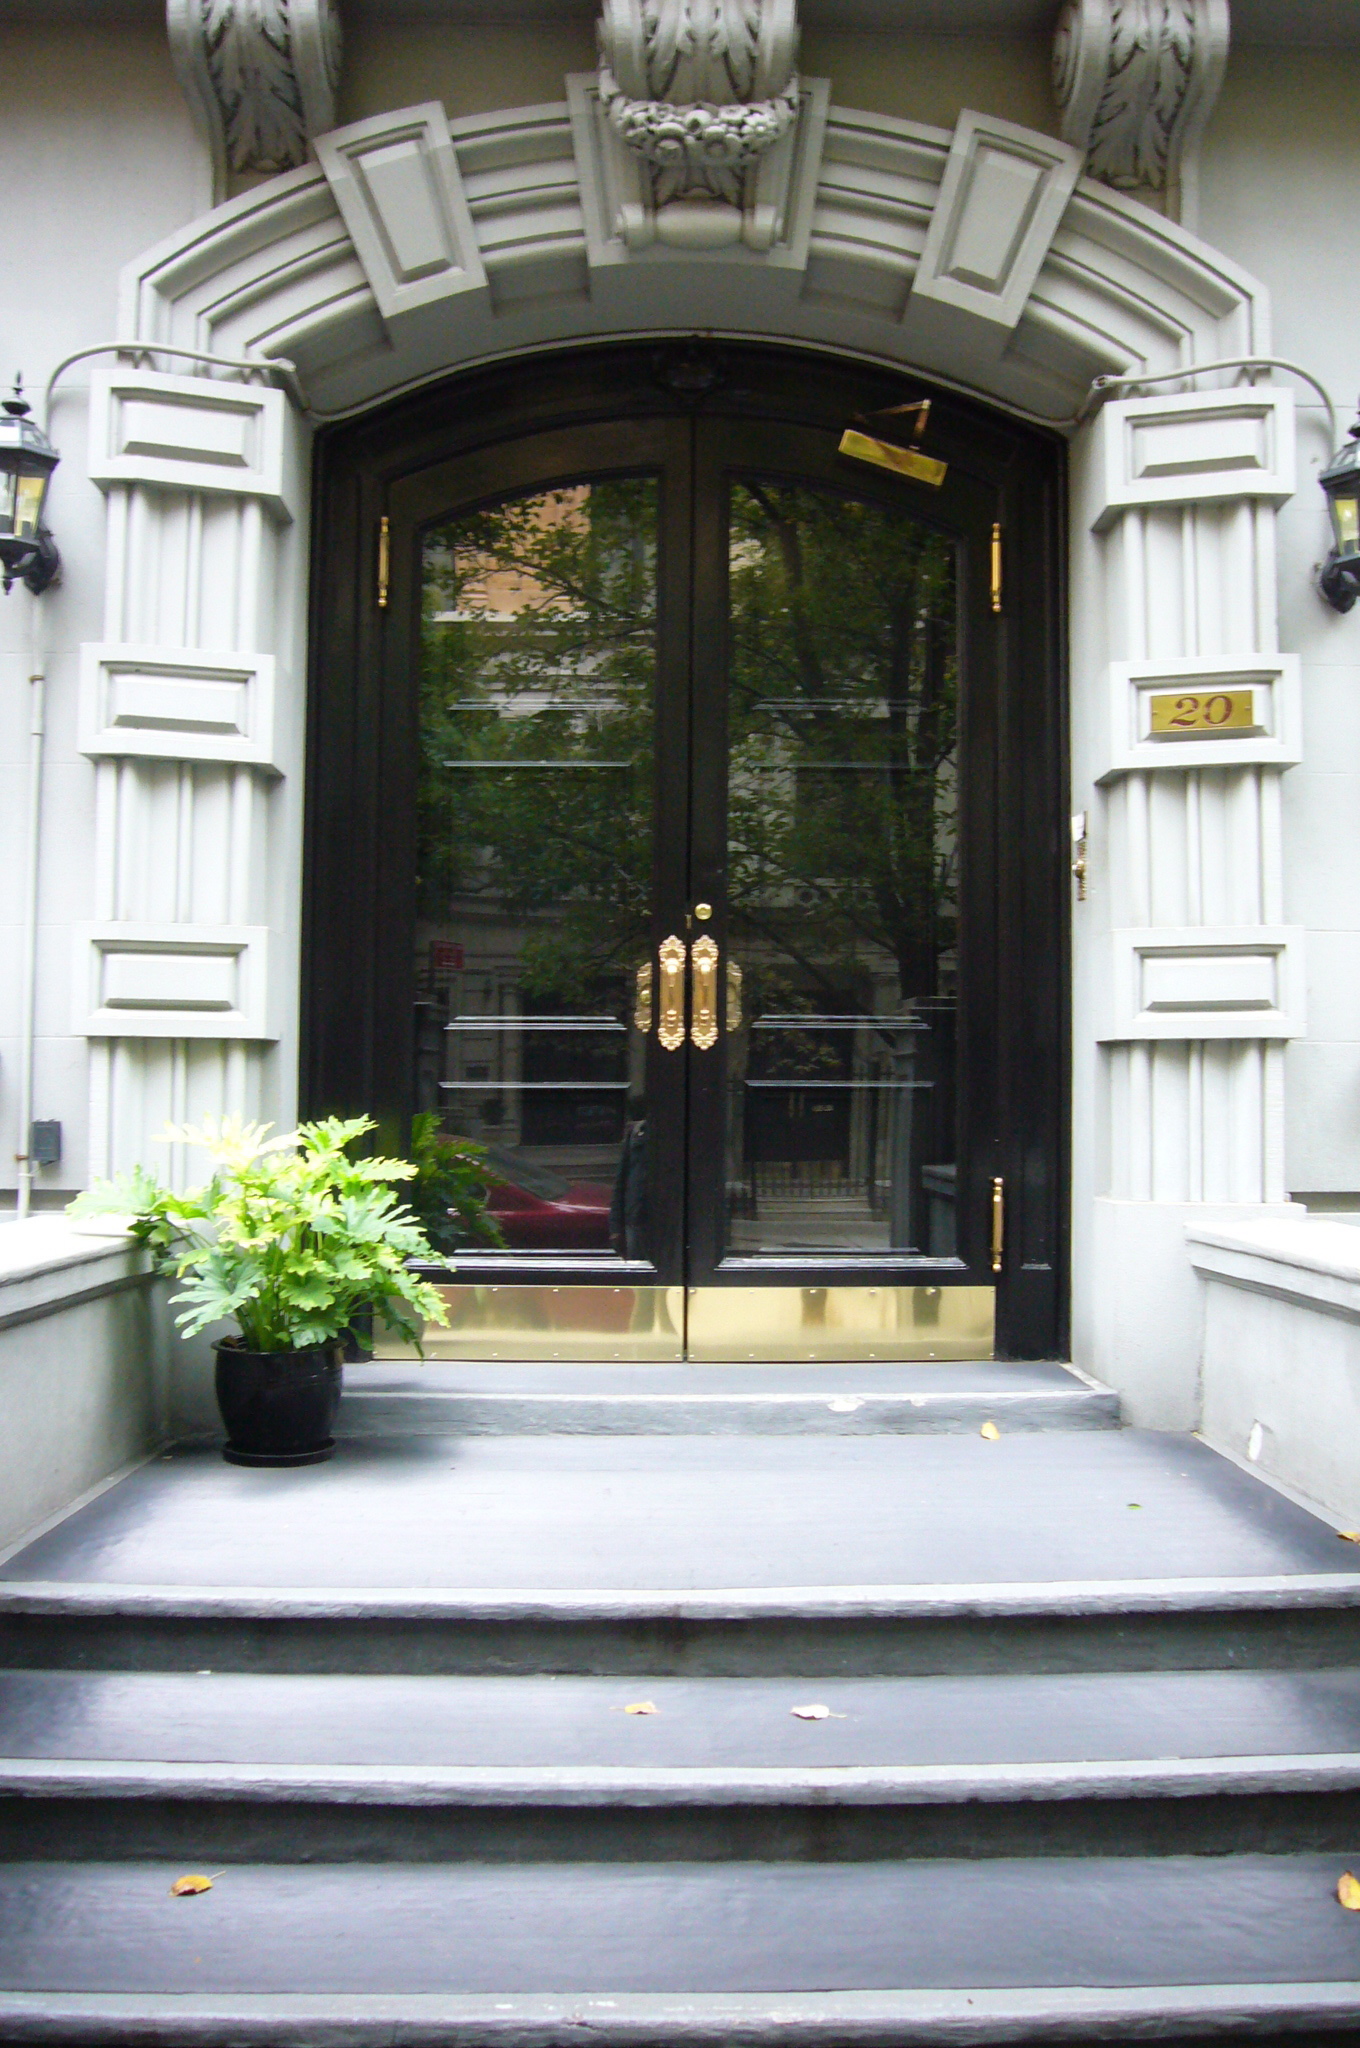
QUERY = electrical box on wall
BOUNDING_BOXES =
[29,1122,61,1169]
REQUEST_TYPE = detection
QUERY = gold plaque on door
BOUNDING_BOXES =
[1148,689,1260,737]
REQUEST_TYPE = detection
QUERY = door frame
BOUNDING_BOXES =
[304,341,1070,1358]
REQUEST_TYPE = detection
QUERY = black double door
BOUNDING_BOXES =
[306,346,1067,1359]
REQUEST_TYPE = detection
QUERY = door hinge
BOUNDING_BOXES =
[990,1175,1005,1273]
[377,514,390,611]
[990,523,1003,614]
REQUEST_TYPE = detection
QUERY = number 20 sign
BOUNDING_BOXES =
[1148,689,1259,738]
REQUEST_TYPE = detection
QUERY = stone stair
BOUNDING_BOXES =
[3,1359,1360,2042]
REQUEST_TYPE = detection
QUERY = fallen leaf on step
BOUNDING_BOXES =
[791,1703,847,1720]
[1338,1871,1360,1911]
[621,1701,658,1715]
[1338,1531,1360,1545]
[980,1420,1000,1440]
[1128,1503,1142,1510]
[169,1874,219,1897]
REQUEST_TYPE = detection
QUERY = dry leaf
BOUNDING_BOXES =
[169,1874,219,1897]
[791,1703,847,1720]
[980,1420,1000,1441]
[1338,1871,1360,1911]
[623,1700,658,1716]
[1338,1531,1360,1545]
[1128,1502,1142,1510]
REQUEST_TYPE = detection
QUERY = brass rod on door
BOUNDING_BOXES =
[990,524,1003,614]
[377,514,391,610]
[691,936,719,1049]
[990,1176,1005,1273]
[658,936,687,1051]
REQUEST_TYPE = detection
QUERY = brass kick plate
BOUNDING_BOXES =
[686,1285,993,1362]
[378,1283,994,1363]
[838,430,948,488]
[375,1284,686,1362]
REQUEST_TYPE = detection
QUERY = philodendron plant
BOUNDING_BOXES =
[68,1115,450,1353]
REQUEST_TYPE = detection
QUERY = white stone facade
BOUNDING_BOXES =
[2,2,1359,1439]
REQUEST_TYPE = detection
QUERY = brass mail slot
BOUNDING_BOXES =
[838,429,948,488]
[1148,689,1261,737]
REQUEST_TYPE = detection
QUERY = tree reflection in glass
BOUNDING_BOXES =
[417,480,658,1254]
[725,482,960,1258]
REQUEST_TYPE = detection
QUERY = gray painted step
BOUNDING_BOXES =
[4,1432,1349,1593]
[3,1855,1360,2010]
[337,1361,1121,1436]
[11,1667,1360,1861]
[6,1575,1360,1676]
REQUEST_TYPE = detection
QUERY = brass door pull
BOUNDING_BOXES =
[658,936,687,1051]
[691,935,719,1049]
[634,960,653,1034]
[726,957,743,1032]
[990,1176,1005,1273]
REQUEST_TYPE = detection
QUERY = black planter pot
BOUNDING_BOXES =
[213,1338,344,1467]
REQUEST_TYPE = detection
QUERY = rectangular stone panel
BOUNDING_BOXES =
[1101,927,1306,1042]
[75,925,278,1041]
[315,103,487,323]
[79,645,280,770]
[907,109,1083,348]
[1093,388,1295,529]
[87,367,292,518]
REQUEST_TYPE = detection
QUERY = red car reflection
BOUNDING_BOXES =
[483,1152,613,1250]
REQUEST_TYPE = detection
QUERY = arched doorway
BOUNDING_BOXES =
[306,342,1067,1360]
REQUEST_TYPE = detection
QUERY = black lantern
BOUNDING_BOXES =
[0,380,59,596]
[1319,402,1360,613]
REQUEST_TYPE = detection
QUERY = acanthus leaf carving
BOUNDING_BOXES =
[1053,0,1229,219]
[597,0,800,212]
[167,0,342,188]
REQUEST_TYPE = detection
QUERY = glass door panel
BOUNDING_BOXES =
[416,478,660,1261]
[722,480,961,1260]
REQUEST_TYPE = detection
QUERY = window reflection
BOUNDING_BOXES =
[724,481,960,1257]
[417,481,658,1255]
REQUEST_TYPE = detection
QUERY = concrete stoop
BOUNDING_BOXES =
[3,1360,1360,2043]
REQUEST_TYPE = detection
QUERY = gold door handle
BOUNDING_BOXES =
[691,935,719,1049]
[658,936,686,1051]
[990,1175,1005,1273]
[726,957,743,1032]
[634,961,653,1034]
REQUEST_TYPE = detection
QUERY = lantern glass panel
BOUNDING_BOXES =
[0,464,18,539]
[1333,489,1360,556]
[13,470,46,540]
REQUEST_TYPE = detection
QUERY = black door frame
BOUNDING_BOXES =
[304,341,1069,1359]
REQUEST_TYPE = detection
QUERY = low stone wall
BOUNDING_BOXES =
[0,1221,170,1555]
[1188,1217,1360,1530]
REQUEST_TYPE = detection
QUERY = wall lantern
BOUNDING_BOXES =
[1319,402,1360,613]
[0,380,60,595]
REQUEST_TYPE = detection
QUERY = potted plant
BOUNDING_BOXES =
[68,1115,450,1467]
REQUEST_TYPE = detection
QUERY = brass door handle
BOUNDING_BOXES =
[658,936,687,1051]
[634,960,653,1034]
[990,1176,1005,1273]
[691,935,719,1049]
[726,957,743,1032]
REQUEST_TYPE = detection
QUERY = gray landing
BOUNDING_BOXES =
[6,1361,1360,2042]
[337,1358,1120,1435]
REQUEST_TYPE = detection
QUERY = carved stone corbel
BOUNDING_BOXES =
[167,0,342,192]
[595,0,803,249]
[1053,0,1229,224]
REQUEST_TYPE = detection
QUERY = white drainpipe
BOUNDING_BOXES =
[15,599,45,1221]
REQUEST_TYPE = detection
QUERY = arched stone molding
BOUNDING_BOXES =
[93,93,1301,1413]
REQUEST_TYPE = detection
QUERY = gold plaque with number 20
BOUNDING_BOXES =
[1148,689,1258,737]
